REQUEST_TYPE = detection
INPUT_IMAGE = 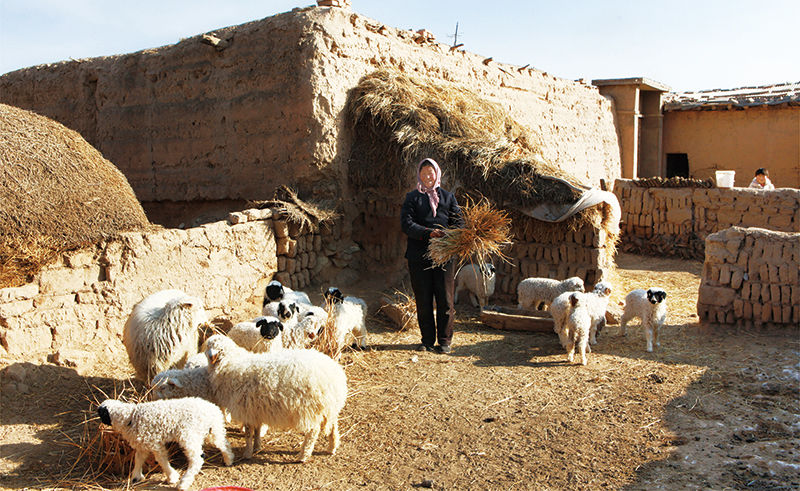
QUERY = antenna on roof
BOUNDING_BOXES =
[448,22,461,47]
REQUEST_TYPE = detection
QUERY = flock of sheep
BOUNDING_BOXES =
[98,268,666,490]
[99,281,366,490]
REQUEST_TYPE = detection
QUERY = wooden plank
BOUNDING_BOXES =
[480,306,554,333]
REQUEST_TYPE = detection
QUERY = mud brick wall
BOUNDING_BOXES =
[0,217,278,360]
[496,218,615,300]
[697,227,799,328]
[614,180,800,259]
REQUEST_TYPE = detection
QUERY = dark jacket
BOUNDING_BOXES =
[401,188,464,265]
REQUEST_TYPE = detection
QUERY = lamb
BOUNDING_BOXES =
[122,289,208,383]
[228,316,284,353]
[454,262,496,309]
[517,276,584,311]
[620,288,668,352]
[204,334,348,461]
[551,281,613,348]
[289,305,329,349]
[151,365,215,404]
[183,352,209,370]
[97,397,233,491]
[324,287,368,348]
[261,280,311,317]
[273,300,317,349]
[558,293,593,365]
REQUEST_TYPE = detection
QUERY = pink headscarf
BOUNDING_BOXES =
[416,158,441,216]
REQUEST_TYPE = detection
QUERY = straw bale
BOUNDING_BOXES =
[0,104,149,288]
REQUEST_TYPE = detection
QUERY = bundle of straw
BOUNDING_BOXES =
[426,198,513,270]
[314,300,345,362]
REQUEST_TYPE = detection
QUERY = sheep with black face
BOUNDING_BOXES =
[620,288,668,352]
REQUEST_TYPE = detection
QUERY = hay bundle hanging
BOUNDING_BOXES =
[0,103,150,288]
[426,198,513,270]
[252,185,338,234]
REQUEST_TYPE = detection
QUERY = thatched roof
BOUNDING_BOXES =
[0,103,150,287]
[346,70,585,208]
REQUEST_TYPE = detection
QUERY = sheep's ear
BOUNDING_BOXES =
[169,378,183,388]
[207,347,220,366]
[180,300,196,310]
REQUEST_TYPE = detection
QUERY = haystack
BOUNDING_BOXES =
[346,69,618,242]
[0,103,150,287]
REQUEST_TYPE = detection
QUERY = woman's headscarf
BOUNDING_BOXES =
[416,158,441,216]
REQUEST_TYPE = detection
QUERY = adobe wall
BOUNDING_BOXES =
[614,180,800,259]
[0,6,621,209]
[663,106,800,188]
[698,227,799,327]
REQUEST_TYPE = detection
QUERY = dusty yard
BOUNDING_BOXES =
[1,253,798,490]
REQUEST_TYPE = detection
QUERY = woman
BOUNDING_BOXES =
[401,158,464,353]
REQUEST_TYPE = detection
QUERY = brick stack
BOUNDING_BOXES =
[271,212,337,291]
[698,226,800,327]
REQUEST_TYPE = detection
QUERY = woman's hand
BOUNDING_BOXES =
[430,229,446,238]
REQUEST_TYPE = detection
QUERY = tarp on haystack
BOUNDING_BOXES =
[0,103,150,287]
[346,70,620,240]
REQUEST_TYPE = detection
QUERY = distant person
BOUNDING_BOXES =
[749,168,775,190]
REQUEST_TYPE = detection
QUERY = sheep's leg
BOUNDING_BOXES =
[454,288,460,304]
[211,424,234,466]
[153,444,180,485]
[243,425,255,459]
[578,336,588,366]
[327,419,340,455]
[253,424,262,455]
[469,293,478,308]
[297,426,321,462]
[654,321,661,348]
[131,449,147,482]
[176,444,203,491]
[644,323,654,352]
[566,340,575,363]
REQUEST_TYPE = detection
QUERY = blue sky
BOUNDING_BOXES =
[1,0,797,92]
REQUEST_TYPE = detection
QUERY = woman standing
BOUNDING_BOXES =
[401,158,464,353]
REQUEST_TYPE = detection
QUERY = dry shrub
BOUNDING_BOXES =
[426,198,512,270]
[0,103,150,288]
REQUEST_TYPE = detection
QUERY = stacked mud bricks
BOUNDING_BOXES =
[698,227,800,327]
[271,212,334,291]
[614,180,799,259]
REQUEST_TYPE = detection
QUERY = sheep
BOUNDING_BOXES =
[324,287,368,348]
[558,293,593,365]
[261,280,311,317]
[122,289,208,383]
[517,276,584,311]
[228,316,284,353]
[151,365,215,403]
[183,352,209,370]
[97,397,233,491]
[204,334,348,461]
[620,288,668,352]
[551,281,613,348]
[290,305,329,348]
[454,262,496,309]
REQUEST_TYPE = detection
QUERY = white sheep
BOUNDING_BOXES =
[97,397,233,491]
[289,305,329,349]
[517,276,584,311]
[558,293,593,365]
[271,300,315,349]
[151,365,215,403]
[324,287,368,348]
[228,316,284,353]
[620,288,668,352]
[454,262,496,309]
[551,281,613,348]
[122,289,208,383]
[183,352,209,370]
[261,280,311,317]
[204,334,348,461]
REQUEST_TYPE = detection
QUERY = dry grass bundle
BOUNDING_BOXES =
[251,185,338,234]
[378,289,418,332]
[426,198,512,270]
[61,380,153,486]
[314,300,345,362]
[0,233,62,288]
[347,70,583,208]
[0,103,150,288]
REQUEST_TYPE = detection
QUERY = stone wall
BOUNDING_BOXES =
[697,227,799,327]
[0,7,621,210]
[614,180,800,259]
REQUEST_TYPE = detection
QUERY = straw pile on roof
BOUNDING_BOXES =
[0,103,150,287]
[346,70,584,207]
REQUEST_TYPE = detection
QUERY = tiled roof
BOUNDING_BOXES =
[663,82,800,111]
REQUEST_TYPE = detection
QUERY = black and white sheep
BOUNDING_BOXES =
[454,262,496,309]
[97,397,233,491]
[324,287,368,349]
[261,280,311,317]
[228,316,284,353]
[122,289,208,383]
[517,276,585,311]
[620,288,668,352]
[204,334,348,461]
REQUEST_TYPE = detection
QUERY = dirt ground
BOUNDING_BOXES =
[1,253,798,490]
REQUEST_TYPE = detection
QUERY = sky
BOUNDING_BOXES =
[1,0,798,92]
